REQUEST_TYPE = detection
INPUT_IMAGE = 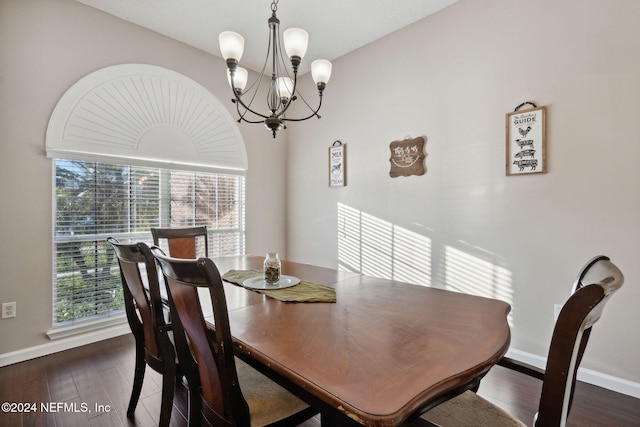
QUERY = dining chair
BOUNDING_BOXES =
[151,226,209,259]
[107,238,178,427]
[150,247,319,427]
[417,255,624,427]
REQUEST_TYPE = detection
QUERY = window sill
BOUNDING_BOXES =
[47,314,127,340]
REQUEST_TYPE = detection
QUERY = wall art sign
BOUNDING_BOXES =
[506,104,546,176]
[329,140,346,187]
[389,136,426,178]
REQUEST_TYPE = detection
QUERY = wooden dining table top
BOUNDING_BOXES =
[206,255,511,427]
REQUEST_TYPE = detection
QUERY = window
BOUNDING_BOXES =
[53,159,245,326]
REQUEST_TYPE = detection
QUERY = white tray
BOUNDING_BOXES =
[243,275,300,290]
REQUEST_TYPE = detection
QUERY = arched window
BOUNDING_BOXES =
[46,64,247,332]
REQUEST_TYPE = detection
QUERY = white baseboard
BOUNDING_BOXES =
[506,348,640,399]
[0,323,131,368]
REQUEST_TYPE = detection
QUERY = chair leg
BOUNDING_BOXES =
[158,364,176,427]
[186,383,202,427]
[127,342,146,416]
[321,412,339,427]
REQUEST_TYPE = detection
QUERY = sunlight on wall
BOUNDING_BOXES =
[443,246,514,303]
[337,203,515,324]
[337,203,432,286]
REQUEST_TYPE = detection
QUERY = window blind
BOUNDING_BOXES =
[53,159,245,326]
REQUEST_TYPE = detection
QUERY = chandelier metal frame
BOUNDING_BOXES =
[219,0,332,138]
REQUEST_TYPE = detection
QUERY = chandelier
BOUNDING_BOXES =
[219,0,332,138]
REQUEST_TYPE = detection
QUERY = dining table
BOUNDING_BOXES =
[202,254,511,427]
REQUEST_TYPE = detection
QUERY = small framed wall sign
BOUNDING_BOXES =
[505,105,546,176]
[329,140,346,187]
[389,136,426,178]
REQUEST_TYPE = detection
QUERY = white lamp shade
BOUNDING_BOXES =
[227,67,248,91]
[277,77,294,99]
[283,28,308,59]
[311,59,332,84]
[219,31,244,61]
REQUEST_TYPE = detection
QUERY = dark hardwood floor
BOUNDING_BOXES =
[0,334,638,426]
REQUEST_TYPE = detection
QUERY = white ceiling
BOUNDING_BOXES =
[75,0,460,75]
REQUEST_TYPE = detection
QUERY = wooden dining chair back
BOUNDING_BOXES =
[150,248,317,427]
[571,254,613,293]
[536,255,623,426]
[151,226,208,259]
[107,237,175,427]
[419,255,624,427]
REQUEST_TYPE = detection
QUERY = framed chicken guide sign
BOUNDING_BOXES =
[506,105,546,176]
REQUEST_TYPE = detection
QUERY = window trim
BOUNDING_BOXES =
[46,314,128,341]
[51,159,246,332]
[46,64,248,337]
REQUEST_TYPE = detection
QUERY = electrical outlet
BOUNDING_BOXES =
[2,302,16,319]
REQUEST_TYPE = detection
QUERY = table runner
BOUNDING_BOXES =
[222,269,336,303]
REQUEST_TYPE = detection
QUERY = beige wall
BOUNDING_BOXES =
[1,0,639,396]
[0,0,287,354]
[286,0,640,388]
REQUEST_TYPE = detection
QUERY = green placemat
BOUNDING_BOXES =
[223,269,336,303]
